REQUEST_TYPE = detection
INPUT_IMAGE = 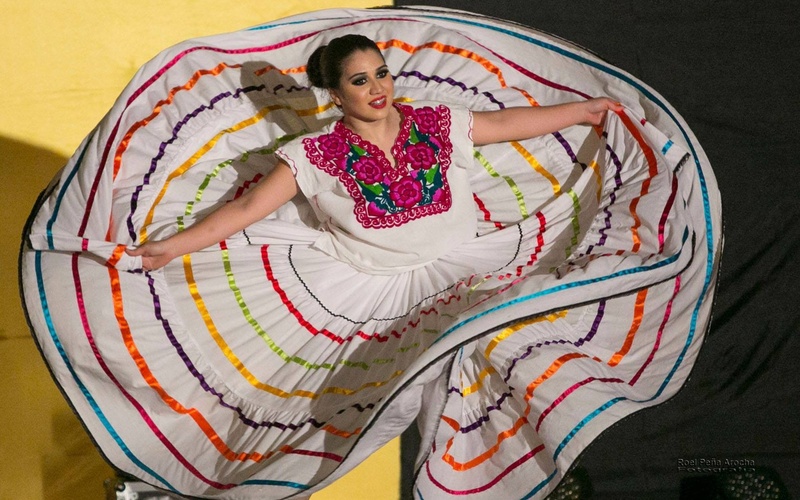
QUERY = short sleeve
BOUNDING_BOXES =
[442,104,474,170]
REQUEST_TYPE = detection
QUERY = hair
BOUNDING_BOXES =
[306,34,383,90]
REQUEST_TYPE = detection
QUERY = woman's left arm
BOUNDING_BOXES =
[472,97,623,146]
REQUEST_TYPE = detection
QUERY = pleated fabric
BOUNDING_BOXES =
[20,7,721,499]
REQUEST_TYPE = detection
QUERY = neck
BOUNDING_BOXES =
[342,105,401,144]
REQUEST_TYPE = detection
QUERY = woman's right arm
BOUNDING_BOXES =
[126,161,298,270]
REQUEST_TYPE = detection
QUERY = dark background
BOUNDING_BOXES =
[393,1,800,497]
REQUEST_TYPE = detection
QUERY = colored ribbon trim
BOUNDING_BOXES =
[139,103,287,241]
[510,140,561,195]
[33,251,180,493]
[378,39,508,88]
[473,149,528,219]
[182,249,406,398]
[608,288,648,366]
[484,311,567,359]
[630,275,681,385]
[114,62,242,181]
[616,109,659,253]
[440,351,587,471]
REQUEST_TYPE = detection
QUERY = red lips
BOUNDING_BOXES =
[370,97,387,109]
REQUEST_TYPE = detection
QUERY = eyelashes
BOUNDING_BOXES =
[350,68,391,86]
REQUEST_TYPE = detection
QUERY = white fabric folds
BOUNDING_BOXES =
[20,7,721,499]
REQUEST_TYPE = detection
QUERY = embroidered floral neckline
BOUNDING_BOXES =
[302,102,454,229]
[335,103,409,170]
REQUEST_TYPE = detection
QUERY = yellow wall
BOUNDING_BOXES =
[0,2,398,499]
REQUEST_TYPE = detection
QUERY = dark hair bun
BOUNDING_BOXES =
[305,35,382,90]
[306,45,327,88]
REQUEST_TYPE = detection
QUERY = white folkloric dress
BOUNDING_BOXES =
[20,7,721,500]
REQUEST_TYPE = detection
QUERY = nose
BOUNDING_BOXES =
[369,77,384,94]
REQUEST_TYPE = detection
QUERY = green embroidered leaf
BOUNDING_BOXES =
[409,125,420,145]
[359,181,385,196]
[425,164,440,184]
[351,144,367,156]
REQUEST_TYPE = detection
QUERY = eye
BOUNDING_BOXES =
[351,77,367,86]
[377,69,390,79]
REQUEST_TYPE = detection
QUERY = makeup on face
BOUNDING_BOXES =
[331,49,395,125]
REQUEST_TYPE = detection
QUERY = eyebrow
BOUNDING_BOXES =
[346,64,389,81]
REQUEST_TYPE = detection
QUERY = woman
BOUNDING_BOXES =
[23,10,716,499]
[126,35,622,272]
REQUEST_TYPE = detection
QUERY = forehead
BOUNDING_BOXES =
[340,49,385,75]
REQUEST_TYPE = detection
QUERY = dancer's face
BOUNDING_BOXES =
[329,49,394,125]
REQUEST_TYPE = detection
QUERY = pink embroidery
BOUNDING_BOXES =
[389,176,424,208]
[303,103,454,229]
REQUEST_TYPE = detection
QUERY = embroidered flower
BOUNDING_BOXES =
[405,143,436,170]
[303,104,454,228]
[351,156,385,184]
[412,106,439,135]
[427,134,443,151]
[317,133,350,163]
[368,201,387,216]
[389,176,423,209]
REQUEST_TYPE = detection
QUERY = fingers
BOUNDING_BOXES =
[593,97,622,113]
[139,255,161,272]
[589,97,618,108]
[126,244,159,271]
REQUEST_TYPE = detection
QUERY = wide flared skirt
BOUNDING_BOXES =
[20,7,721,499]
